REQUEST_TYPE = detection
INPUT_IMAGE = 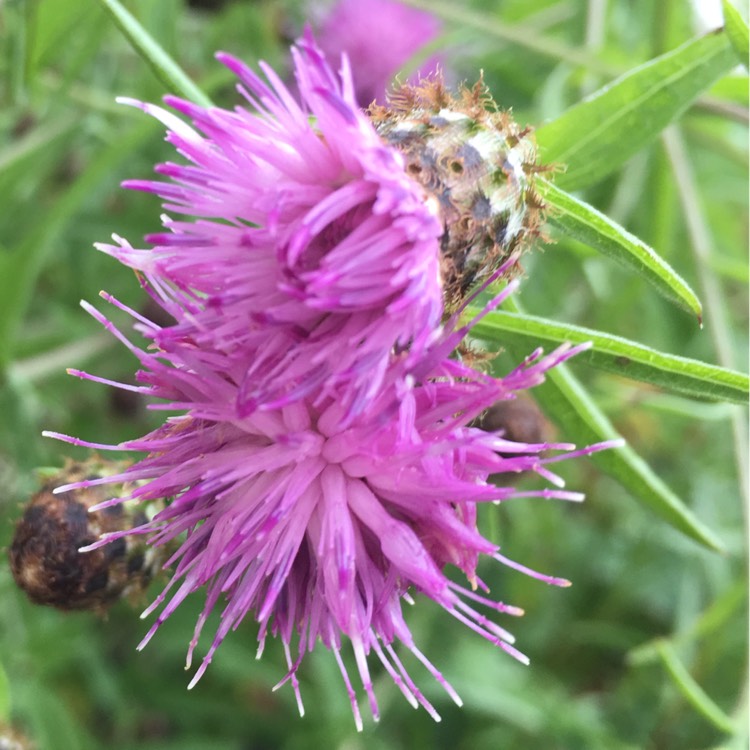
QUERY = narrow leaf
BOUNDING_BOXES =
[472,310,749,405]
[484,299,729,551]
[98,0,212,106]
[539,180,702,319]
[0,120,157,369]
[656,642,735,734]
[535,31,736,190]
[637,394,737,421]
[723,1,749,66]
[524,357,725,552]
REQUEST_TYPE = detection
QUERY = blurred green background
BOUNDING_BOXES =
[0,0,747,748]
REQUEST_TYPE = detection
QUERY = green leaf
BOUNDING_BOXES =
[0,120,157,370]
[708,252,750,284]
[524,356,725,552]
[723,1,749,67]
[655,641,736,734]
[637,393,738,421]
[491,297,726,551]
[536,30,737,190]
[472,309,749,404]
[539,180,702,319]
[98,0,212,106]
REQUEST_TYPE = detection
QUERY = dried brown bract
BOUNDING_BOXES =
[10,459,164,614]
[371,77,549,309]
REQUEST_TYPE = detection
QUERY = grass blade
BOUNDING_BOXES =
[536,30,736,190]
[655,642,736,734]
[539,180,702,319]
[472,309,749,405]
[0,120,157,370]
[629,580,747,665]
[98,0,212,106]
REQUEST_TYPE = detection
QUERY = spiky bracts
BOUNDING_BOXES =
[371,78,547,308]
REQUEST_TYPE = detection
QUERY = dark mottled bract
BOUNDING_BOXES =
[9,460,163,613]
[371,78,548,308]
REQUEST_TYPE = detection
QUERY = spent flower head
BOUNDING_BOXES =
[372,78,546,308]
[99,35,444,422]
[10,459,165,613]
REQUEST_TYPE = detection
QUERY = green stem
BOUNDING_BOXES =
[8,334,113,384]
[662,127,750,526]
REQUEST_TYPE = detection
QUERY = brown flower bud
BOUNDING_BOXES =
[9,459,164,614]
[371,77,547,308]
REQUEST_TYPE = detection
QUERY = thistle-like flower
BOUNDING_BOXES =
[99,36,444,421]
[42,36,619,727]
[315,0,444,106]
[47,292,612,726]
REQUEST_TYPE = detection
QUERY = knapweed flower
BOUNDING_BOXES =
[315,0,444,105]
[47,281,613,726]
[95,35,543,421]
[43,36,619,727]
[99,35,444,421]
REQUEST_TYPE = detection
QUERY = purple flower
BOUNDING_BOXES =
[48,278,615,726]
[97,35,443,421]
[315,0,444,105]
[46,37,620,727]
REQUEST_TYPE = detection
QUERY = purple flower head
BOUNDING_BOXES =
[97,35,443,421]
[48,276,617,726]
[45,36,621,728]
[315,0,444,105]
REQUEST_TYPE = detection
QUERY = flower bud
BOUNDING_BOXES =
[371,78,546,307]
[9,459,164,613]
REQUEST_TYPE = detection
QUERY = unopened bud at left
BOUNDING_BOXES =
[9,459,164,613]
